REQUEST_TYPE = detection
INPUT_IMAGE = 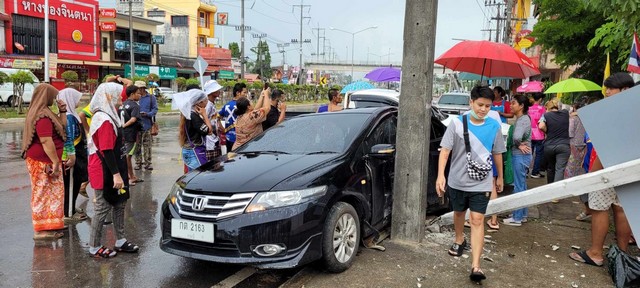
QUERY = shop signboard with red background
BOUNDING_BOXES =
[5,0,99,61]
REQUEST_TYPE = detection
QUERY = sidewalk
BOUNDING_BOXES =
[282,178,621,288]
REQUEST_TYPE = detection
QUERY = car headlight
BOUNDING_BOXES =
[167,183,184,206]
[245,186,327,213]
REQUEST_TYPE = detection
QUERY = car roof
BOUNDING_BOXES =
[441,92,470,96]
[298,107,396,118]
[350,89,399,98]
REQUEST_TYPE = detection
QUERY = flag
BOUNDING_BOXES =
[176,61,183,68]
[627,32,640,74]
[602,53,610,96]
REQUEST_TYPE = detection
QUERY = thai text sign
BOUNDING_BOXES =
[114,40,152,55]
[10,0,99,61]
[0,58,43,69]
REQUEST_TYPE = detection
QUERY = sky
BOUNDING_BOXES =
[211,0,496,67]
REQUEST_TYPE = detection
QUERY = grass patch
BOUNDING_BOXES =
[0,109,25,118]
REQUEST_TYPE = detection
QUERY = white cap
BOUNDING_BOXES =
[203,80,223,95]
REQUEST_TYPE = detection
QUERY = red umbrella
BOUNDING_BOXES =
[435,40,540,80]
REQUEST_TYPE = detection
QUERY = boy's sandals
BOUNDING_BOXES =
[33,231,64,240]
[448,239,467,257]
[569,251,603,267]
[64,211,89,223]
[464,221,471,228]
[576,212,592,221]
[91,246,117,258]
[486,219,500,230]
[115,241,139,253]
[470,267,487,282]
[134,164,142,170]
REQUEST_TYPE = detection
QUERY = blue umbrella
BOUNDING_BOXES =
[341,81,374,93]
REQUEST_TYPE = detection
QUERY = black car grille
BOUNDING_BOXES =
[176,190,256,220]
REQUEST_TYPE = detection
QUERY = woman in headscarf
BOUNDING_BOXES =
[232,88,272,150]
[22,83,67,240]
[87,82,139,258]
[175,89,213,172]
[58,87,89,223]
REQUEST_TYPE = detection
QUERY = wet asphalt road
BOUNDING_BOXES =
[0,116,301,288]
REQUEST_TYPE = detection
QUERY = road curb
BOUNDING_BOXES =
[0,118,25,124]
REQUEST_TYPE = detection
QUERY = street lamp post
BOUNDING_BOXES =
[330,26,377,79]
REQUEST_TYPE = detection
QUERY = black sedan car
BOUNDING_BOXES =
[160,107,446,272]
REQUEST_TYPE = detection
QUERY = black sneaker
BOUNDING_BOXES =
[530,173,543,178]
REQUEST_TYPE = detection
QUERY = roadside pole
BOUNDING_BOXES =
[391,0,438,242]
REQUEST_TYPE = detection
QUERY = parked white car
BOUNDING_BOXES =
[0,68,40,106]
[157,87,176,100]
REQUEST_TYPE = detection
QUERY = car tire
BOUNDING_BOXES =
[7,95,15,107]
[321,201,360,273]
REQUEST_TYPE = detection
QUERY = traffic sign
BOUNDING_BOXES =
[320,77,327,85]
[193,56,209,88]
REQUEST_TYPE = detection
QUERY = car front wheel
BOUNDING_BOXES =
[321,202,360,273]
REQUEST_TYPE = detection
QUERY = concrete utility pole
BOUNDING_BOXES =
[292,1,310,84]
[485,0,503,42]
[241,0,246,79]
[312,24,325,62]
[253,33,267,80]
[503,0,514,44]
[391,0,438,242]
[128,0,135,78]
[277,43,289,67]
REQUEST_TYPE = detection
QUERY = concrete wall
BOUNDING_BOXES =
[152,19,190,58]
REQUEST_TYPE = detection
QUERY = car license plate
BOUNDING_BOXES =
[171,219,214,243]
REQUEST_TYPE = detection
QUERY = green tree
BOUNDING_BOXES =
[61,70,79,83]
[102,74,115,83]
[86,78,98,94]
[531,0,626,80]
[228,42,241,58]
[147,73,160,83]
[10,71,35,114]
[176,77,187,91]
[586,0,640,67]
[250,40,272,79]
[186,78,201,87]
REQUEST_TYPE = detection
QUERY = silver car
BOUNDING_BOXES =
[434,92,470,115]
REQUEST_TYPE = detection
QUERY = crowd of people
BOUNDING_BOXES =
[437,72,637,282]
[21,75,158,258]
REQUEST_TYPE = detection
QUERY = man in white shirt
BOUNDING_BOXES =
[203,80,225,161]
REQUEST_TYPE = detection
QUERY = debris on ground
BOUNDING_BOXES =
[483,257,494,262]
[571,245,581,250]
[551,245,560,251]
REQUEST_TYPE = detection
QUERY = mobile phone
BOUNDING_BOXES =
[264,82,269,90]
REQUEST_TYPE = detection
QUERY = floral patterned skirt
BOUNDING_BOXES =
[25,157,65,232]
[564,146,587,179]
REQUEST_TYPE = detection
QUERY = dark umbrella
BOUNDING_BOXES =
[364,67,401,82]
[435,40,540,81]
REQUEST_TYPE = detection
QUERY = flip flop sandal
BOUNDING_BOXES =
[448,239,467,257]
[486,219,500,230]
[569,251,603,267]
[576,212,592,221]
[464,221,471,228]
[470,267,487,282]
[115,241,139,253]
[134,179,144,183]
[128,181,136,186]
[91,246,117,258]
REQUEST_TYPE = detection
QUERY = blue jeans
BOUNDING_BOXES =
[512,154,532,221]
[531,140,544,175]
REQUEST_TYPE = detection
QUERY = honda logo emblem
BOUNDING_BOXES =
[192,197,207,211]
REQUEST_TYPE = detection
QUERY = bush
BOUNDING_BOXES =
[186,78,201,87]
[176,77,187,91]
[61,70,79,83]
[102,74,115,83]
[147,73,159,83]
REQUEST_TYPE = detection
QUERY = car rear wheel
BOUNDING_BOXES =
[321,202,360,273]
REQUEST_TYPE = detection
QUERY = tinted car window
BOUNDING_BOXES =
[354,100,388,108]
[438,94,469,105]
[238,114,370,154]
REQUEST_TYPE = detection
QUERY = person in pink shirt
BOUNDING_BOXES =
[528,92,546,178]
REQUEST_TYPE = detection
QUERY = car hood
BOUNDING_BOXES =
[435,103,469,110]
[183,153,338,193]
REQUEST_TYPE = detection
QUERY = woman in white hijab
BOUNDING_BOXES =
[57,87,89,222]
[174,89,213,172]
[87,82,139,258]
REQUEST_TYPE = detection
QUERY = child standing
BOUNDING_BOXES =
[436,85,506,283]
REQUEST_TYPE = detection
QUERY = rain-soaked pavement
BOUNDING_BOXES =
[0,116,300,288]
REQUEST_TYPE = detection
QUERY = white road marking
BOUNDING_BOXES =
[211,267,257,288]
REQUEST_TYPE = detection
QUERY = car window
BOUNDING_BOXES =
[354,100,389,108]
[358,115,397,156]
[438,94,469,105]
[237,114,370,154]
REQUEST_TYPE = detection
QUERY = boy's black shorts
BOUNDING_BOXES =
[448,186,490,214]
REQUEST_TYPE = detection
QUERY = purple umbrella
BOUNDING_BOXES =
[364,67,401,82]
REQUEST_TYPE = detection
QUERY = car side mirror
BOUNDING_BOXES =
[369,144,395,159]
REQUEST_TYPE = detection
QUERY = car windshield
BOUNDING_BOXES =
[439,94,469,105]
[237,114,370,155]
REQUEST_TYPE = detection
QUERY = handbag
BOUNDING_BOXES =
[462,115,493,181]
[150,121,159,136]
[148,98,159,136]
[185,123,208,167]
[504,124,515,185]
